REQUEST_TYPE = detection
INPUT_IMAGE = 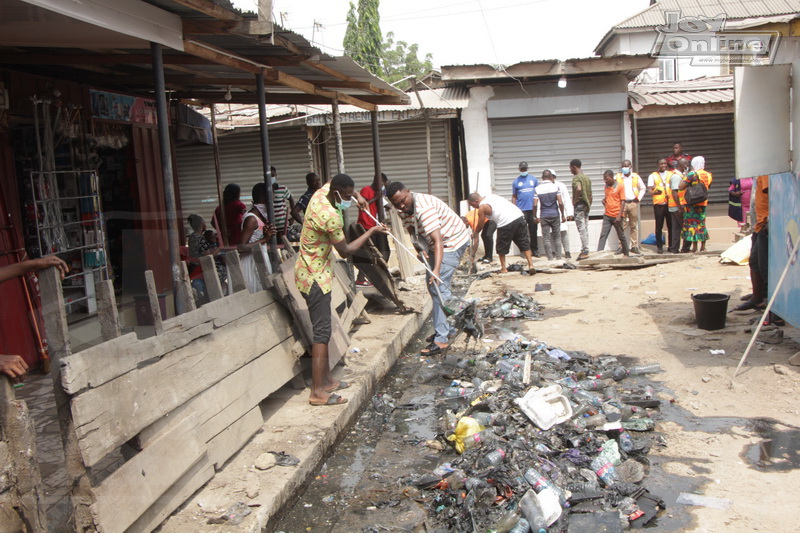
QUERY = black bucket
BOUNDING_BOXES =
[692,293,730,330]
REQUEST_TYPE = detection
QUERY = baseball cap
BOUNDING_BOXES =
[519,161,528,170]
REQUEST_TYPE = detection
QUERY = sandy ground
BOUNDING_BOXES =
[458,250,800,532]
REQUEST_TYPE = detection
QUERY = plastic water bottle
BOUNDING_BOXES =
[472,412,509,427]
[578,379,604,391]
[496,359,524,374]
[462,428,495,450]
[464,477,487,491]
[618,430,635,452]
[480,447,506,467]
[628,363,662,375]
[439,411,457,433]
[620,405,640,421]
[416,366,441,383]
[492,509,521,533]
[509,518,531,533]
[573,414,607,430]
[571,389,603,407]
[591,454,619,487]
[600,365,629,381]
[518,490,548,530]
[643,385,656,399]
[442,386,472,398]
[523,467,567,506]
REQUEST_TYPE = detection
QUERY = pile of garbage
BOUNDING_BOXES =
[411,331,666,532]
[482,292,543,321]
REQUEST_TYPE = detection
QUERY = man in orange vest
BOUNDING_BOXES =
[647,158,674,254]
[615,159,644,255]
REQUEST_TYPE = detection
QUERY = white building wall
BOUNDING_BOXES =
[462,86,495,198]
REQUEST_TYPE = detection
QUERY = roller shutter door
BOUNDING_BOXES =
[176,126,311,227]
[490,113,624,217]
[326,118,452,204]
[636,113,734,205]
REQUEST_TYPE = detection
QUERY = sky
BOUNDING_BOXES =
[231,0,650,67]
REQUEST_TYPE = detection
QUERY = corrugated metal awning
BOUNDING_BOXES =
[629,76,734,110]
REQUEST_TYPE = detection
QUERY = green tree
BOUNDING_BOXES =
[342,1,433,86]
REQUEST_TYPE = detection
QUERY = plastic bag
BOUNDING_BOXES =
[445,416,484,454]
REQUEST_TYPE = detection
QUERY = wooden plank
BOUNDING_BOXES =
[96,280,120,341]
[176,261,197,314]
[126,455,214,533]
[38,267,96,531]
[251,243,273,290]
[172,0,243,21]
[70,302,294,467]
[90,415,204,533]
[163,286,274,331]
[207,407,263,470]
[145,270,164,335]
[225,250,248,293]
[388,208,417,280]
[135,337,303,451]
[199,255,224,301]
[61,324,213,395]
[328,315,350,370]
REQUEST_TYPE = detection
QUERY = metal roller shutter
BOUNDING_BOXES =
[635,114,734,205]
[176,126,311,228]
[326,118,452,204]
[490,113,624,217]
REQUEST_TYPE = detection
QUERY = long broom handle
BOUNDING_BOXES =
[360,208,444,284]
[733,233,800,378]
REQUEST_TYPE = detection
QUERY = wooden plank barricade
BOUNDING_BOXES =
[34,253,367,533]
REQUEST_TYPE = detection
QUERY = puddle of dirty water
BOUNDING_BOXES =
[743,418,800,472]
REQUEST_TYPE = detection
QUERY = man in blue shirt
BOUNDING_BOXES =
[511,161,541,257]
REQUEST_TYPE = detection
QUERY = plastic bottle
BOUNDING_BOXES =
[590,453,619,487]
[492,509,521,533]
[442,386,473,398]
[577,379,604,391]
[600,365,629,381]
[480,447,506,468]
[643,385,656,399]
[509,518,531,533]
[555,376,579,389]
[518,490,548,530]
[464,477,487,491]
[618,430,635,452]
[496,359,524,374]
[461,427,496,450]
[472,412,509,427]
[603,386,620,401]
[628,363,662,375]
[523,467,567,506]
[416,366,442,384]
[620,405,640,421]
[573,413,607,430]
[571,389,603,407]
[440,411,457,433]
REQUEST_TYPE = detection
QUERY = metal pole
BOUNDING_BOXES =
[370,110,384,222]
[150,42,184,315]
[209,104,228,246]
[256,71,278,261]
[331,101,346,174]
[306,126,315,172]
[411,78,433,194]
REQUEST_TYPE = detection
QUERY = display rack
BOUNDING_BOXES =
[29,170,108,315]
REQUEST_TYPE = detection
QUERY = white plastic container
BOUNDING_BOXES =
[514,384,573,430]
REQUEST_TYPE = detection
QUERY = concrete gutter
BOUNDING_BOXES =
[159,291,433,532]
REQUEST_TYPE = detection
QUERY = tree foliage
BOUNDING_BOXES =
[342,1,433,88]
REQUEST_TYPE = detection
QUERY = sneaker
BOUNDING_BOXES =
[631,247,641,254]
[564,252,572,259]
[657,247,664,254]
[480,258,492,264]
[532,251,541,258]
[355,280,373,287]
[577,252,590,261]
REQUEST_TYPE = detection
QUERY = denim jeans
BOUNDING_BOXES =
[574,203,590,254]
[540,216,562,259]
[428,243,468,343]
[598,215,629,253]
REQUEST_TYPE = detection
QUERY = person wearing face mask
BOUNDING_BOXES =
[356,172,391,287]
[297,174,389,406]
[647,158,674,254]
[511,161,541,257]
[615,159,645,255]
[238,183,277,294]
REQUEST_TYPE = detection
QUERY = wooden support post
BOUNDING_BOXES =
[251,243,272,290]
[0,377,47,532]
[38,266,97,532]
[225,250,247,293]
[281,235,296,256]
[177,261,197,313]
[145,270,165,335]
[199,255,224,301]
[97,280,121,341]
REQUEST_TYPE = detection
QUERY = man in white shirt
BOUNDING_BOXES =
[467,192,535,275]
[615,159,645,255]
[548,169,574,259]
[533,170,566,260]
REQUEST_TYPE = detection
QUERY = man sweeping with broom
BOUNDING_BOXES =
[386,182,471,356]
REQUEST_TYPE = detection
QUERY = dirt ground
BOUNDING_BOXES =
[459,251,800,532]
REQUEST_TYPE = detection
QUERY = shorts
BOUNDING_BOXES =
[496,217,531,255]
[301,281,332,344]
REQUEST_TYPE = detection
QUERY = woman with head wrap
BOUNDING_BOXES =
[678,156,713,253]
[238,183,277,293]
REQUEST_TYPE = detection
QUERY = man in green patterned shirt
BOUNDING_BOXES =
[296,173,388,406]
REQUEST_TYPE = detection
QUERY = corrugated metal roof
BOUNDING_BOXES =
[612,0,800,29]
[211,87,468,129]
[628,75,734,108]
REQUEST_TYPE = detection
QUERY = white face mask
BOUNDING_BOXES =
[621,167,631,175]
[335,191,352,209]
[270,176,277,185]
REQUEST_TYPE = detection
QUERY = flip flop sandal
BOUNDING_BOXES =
[326,380,350,392]
[309,393,348,406]
[733,300,763,312]
[528,268,536,276]
[420,342,443,356]
[740,293,753,301]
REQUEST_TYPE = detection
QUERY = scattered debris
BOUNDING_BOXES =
[207,502,251,525]
[254,453,277,471]
[676,493,733,510]
[269,451,301,467]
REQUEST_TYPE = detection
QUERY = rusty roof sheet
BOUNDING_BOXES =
[611,0,800,29]
[628,76,734,109]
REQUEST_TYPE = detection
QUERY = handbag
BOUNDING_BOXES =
[685,179,708,205]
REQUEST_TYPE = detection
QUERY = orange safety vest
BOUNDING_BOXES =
[615,173,643,200]
[694,169,713,207]
[649,171,673,205]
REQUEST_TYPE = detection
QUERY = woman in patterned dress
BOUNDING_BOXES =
[679,156,713,253]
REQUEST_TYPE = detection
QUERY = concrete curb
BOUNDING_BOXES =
[159,293,433,532]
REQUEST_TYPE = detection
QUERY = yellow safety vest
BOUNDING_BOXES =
[649,171,673,205]
[615,173,643,200]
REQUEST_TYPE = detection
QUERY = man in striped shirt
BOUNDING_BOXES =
[270,166,300,236]
[386,182,470,356]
